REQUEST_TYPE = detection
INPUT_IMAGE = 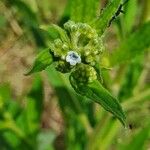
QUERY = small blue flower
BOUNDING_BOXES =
[66,51,81,66]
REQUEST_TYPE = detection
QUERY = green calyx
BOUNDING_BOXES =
[71,64,97,84]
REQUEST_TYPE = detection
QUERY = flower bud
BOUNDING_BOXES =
[49,20,105,75]
[62,44,69,51]
[64,20,75,30]
[54,39,63,48]
[53,49,62,57]
[85,55,93,63]
[71,25,78,32]
[84,49,91,56]
[55,60,72,73]
[71,64,97,84]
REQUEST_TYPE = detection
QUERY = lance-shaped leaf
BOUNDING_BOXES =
[70,76,126,126]
[40,24,70,43]
[51,24,70,43]
[92,0,122,35]
[25,48,53,75]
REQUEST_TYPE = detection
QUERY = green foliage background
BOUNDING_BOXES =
[0,0,150,149]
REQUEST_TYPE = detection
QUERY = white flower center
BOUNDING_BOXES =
[66,51,81,66]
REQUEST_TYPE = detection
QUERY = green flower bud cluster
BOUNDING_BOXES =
[54,60,73,73]
[63,20,104,66]
[51,39,69,60]
[83,37,104,66]
[64,21,96,38]
[49,20,104,83]
[71,64,97,84]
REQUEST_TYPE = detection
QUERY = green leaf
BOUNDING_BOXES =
[118,54,144,101]
[69,0,100,23]
[2,128,24,149]
[26,75,44,134]
[70,77,126,126]
[40,25,60,41]
[40,24,70,45]
[25,48,53,75]
[0,83,11,103]
[82,0,100,23]
[14,75,43,143]
[110,21,150,66]
[50,24,70,43]
[46,66,83,114]
[92,0,122,35]
[46,66,92,136]
[69,0,83,22]
[123,0,138,34]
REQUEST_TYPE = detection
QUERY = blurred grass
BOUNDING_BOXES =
[0,0,150,150]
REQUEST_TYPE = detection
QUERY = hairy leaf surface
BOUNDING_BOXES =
[70,77,126,126]
[93,0,122,35]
